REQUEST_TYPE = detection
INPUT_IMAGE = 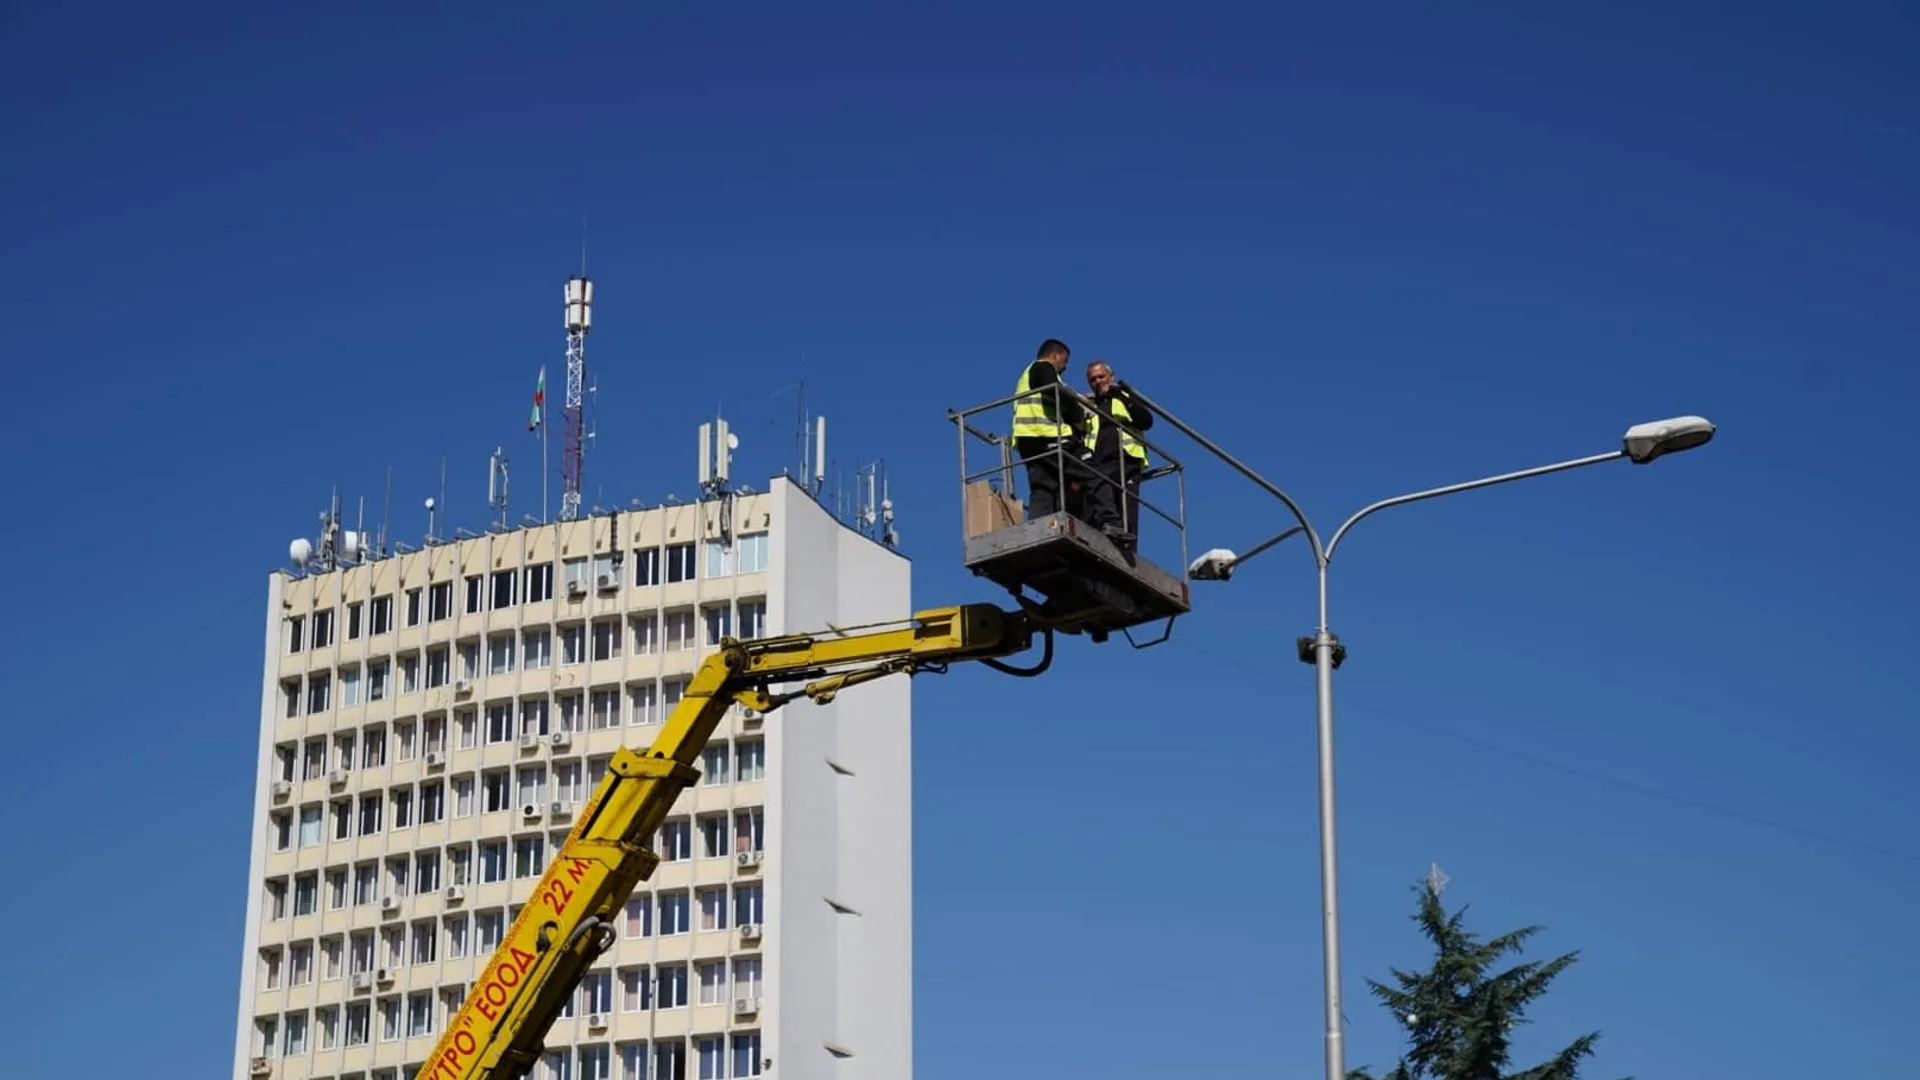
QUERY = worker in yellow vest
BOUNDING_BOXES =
[1013,338,1095,521]
[1083,359,1152,551]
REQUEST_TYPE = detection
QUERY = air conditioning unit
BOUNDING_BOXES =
[735,850,763,869]
[521,803,543,821]
[595,573,618,592]
[550,800,572,818]
[375,966,394,983]
[380,895,400,912]
[424,751,445,768]
[271,780,292,797]
[519,733,540,750]
[739,707,763,725]
[566,579,588,598]
[327,769,348,787]
[549,731,572,750]
[454,678,473,695]
[733,997,761,1016]
[444,885,464,902]
[249,1055,272,1077]
[586,1012,608,1028]
[350,971,372,992]
[738,923,762,941]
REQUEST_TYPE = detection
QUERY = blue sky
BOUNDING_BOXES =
[2,2,1916,1077]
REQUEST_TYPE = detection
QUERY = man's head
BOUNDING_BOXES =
[1036,338,1070,371]
[1086,360,1115,394]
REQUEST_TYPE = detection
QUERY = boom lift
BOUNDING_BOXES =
[419,603,1055,1080]
[417,391,1192,1080]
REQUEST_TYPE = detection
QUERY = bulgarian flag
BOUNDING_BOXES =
[529,365,546,431]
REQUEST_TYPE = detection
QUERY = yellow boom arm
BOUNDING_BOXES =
[417,602,1045,1080]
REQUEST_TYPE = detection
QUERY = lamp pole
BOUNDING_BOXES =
[1121,394,1716,1080]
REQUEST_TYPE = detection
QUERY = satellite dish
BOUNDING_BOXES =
[726,432,740,451]
[289,538,313,567]
[424,497,436,511]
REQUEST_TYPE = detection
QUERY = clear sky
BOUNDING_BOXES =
[2,3,1915,1078]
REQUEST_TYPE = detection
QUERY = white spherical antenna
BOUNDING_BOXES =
[289,538,313,567]
[424,497,436,511]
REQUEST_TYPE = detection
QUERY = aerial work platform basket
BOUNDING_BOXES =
[949,382,1192,645]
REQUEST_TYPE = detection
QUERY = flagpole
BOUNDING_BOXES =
[541,398,550,524]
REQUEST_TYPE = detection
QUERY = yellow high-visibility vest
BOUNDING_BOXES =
[1012,364,1071,440]
[1086,394,1147,465]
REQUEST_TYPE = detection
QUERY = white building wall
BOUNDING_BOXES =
[232,475,913,1080]
[767,479,914,1080]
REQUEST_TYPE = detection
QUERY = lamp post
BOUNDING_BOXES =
[1124,395,1716,1080]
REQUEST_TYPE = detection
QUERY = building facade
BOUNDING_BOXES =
[232,476,915,1080]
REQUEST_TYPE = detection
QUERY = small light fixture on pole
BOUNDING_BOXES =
[1133,393,1716,1080]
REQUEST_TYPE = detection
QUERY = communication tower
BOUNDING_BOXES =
[560,275,593,521]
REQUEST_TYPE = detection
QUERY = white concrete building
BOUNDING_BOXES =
[232,476,914,1080]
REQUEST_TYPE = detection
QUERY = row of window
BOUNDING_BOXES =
[281,600,768,719]
[285,536,773,655]
[256,1002,764,1079]
[265,796,765,887]
[278,733,761,790]
[268,740,762,848]
[261,885,767,993]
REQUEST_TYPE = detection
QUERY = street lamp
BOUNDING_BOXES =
[1128,394,1715,1080]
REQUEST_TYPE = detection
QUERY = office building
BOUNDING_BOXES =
[232,476,915,1080]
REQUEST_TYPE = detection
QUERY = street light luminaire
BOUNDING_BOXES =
[1622,415,1716,464]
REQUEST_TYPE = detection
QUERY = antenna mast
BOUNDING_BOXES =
[561,271,594,521]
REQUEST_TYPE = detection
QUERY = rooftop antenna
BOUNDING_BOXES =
[378,466,394,558]
[425,496,438,544]
[880,467,897,548]
[561,260,594,522]
[488,446,511,529]
[438,456,447,537]
[813,415,827,496]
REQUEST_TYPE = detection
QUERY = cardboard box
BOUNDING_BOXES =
[963,479,1024,539]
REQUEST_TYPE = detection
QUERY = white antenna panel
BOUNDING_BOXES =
[564,276,593,332]
[289,538,313,567]
[814,416,827,483]
[340,531,366,562]
[698,422,713,485]
[717,418,733,482]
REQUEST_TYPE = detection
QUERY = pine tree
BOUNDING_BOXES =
[1346,869,1626,1080]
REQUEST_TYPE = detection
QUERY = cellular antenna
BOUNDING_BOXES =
[561,272,594,521]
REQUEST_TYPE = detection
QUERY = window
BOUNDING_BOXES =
[317,1005,339,1051]
[703,539,731,578]
[523,628,551,669]
[581,969,613,1014]
[326,868,348,909]
[285,615,305,654]
[556,760,585,805]
[306,673,330,714]
[664,609,695,651]
[283,1012,309,1056]
[483,770,512,813]
[490,569,517,609]
[450,844,472,885]
[477,909,505,951]
[446,914,469,958]
[426,646,450,688]
[265,878,288,919]
[294,871,319,914]
[665,542,696,583]
[563,557,589,592]
[282,681,300,719]
[344,1001,371,1047]
[697,888,729,932]
[514,836,544,878]
[411,920,438,965]
[697,814,728,859]
[457,708,477,749]
[733,808,763,852]
[362,726,387,767]
[701,604,731,646]
[737,532,769,573]
[322,936,344,979]
[368,660,390,702]
[347,601,363,640]
[424,714,447,754]
[486,703,513,744]
[395,720,416,761]
[632,547,661,586]
[628,682,657,726]
[271,812,292,851]
[657,819,691,861]
[358,794,382,836]
[735,739,764,782]
[561,625,586,665]
[737,598,767,639]
[700,745,729,785]
[331,800,352,841]
[459,640,480,681]
[454,775,475,817]
[524,562,553,603]
[697,959,727,1004]
[298,804,323,848]
[419,781,445,824]
[732,956,761,998]
[732,1032,763,1077]
[488,633,515,676]
[341,666,362,707]
[260,947,283,989]
[353,863,378,905]
[655,963,688,1007]
[591,620,621,661]
[624,897,652,938]
[658,891,689,935]
[629,613,658,655]
[517,765,548,806]
[480,841,509,883]
[428,581,452,621]
[275,744,297,782]
[404,587,422,628]
[733,883,763,925]
[312,609,334,648]
[465,574,484,615]
[522,697,552,737]
[590,689,621,730]
[400,654,419,694]
[370,594,392,635]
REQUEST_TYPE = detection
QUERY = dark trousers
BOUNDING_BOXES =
[1017,437,1119,529]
